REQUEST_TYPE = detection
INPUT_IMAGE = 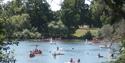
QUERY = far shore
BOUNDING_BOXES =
[4,38,120,44]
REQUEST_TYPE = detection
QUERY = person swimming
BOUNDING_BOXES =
[77,58,80,63]
[57,47,59,51]
[111,53,114,58]
[70,58,73,63]
[98,53,103,58]
[72,48,74,50]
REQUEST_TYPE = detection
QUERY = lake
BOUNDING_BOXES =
[8,40,120,63]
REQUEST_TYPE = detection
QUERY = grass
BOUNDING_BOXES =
[63,39,82,43]
[73,28,99,37]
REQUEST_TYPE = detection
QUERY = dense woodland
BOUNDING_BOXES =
[0,0,125,63]
[0,0,103,41]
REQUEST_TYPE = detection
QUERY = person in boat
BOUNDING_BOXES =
[34,45,42,54]
[77,58,80,63]
[38,50,42,54]
[30,51,32,54]
[34,49,42,54]
[35,49,38,52]
[30,53,35,57]
[35,45,38,51]
[29,51,35,57]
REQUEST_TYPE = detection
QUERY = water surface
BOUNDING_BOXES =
[9,40,119,63]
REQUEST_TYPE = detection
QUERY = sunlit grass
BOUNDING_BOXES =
[73,28,99,37]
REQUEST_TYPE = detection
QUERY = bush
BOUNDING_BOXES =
[82,31,93,40]
[114,54,125,63]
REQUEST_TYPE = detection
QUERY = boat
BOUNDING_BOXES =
[53,52,64,56]
[65,61,76,63]
[52,51,64,56]
[29,45,42,58]
[50,38,56,44]
[33,49,42,54]
[29,53,35,58]
[99,42,112,48]
[99,45,106,48]
[29,48,42,58]
[50,38,53,43]
[65,62,71,63]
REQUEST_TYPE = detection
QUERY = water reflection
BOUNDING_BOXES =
[8,40,120,63]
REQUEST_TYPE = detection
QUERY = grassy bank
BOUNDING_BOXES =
[73,28,99,38]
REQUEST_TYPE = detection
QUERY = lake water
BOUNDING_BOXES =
[8,40,120,63]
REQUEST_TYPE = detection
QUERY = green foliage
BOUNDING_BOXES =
[13,29,41,39]
[61,0,95,37]
[48,20,68,38]
[91,0,125,25]
[82,31,93,40]
[0,21,5,44]
[90,0,125,63]
[104,0,125,19]
[100,14,112,25]
[0,9,5,44]
[114,53,125,63]
[9,14,30,29]
[0,0,118,41]
[26,0,53,33]
[121,39,125,48]
[61,0,78,37]
[100,24,113,40]
[0,50,3,60]
[90,0,111,25]
[62,0,76,8]
[114,37,125,63]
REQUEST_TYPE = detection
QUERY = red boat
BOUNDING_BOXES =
[33,49,42,54]
[29,49,42,58]
[29,53,35,58]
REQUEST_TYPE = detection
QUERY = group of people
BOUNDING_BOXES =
[69,58,80,63]
[29,48,42,58]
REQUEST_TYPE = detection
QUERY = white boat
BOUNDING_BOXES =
[50,38,52,43]
[65,61,76,63]
[65,62,70,63]
[99,42,112,48]
[50,38,56,44]
[52,51,64,56]
[99,45,106,48]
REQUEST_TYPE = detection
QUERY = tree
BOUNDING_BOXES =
[90,0,125,63]
[0,0,5,44]
[0,17,5,44]
[26,0,54,36]
[104,0,125,19]
[83,31,93,40]
[61,0,81,37]
[100,24,113,40]
[76,0,92,26]
[90,0,111,25]
[0,0,30,40]
[90,0,125,25]
[48,20,68,38]
[0,0,6,60]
